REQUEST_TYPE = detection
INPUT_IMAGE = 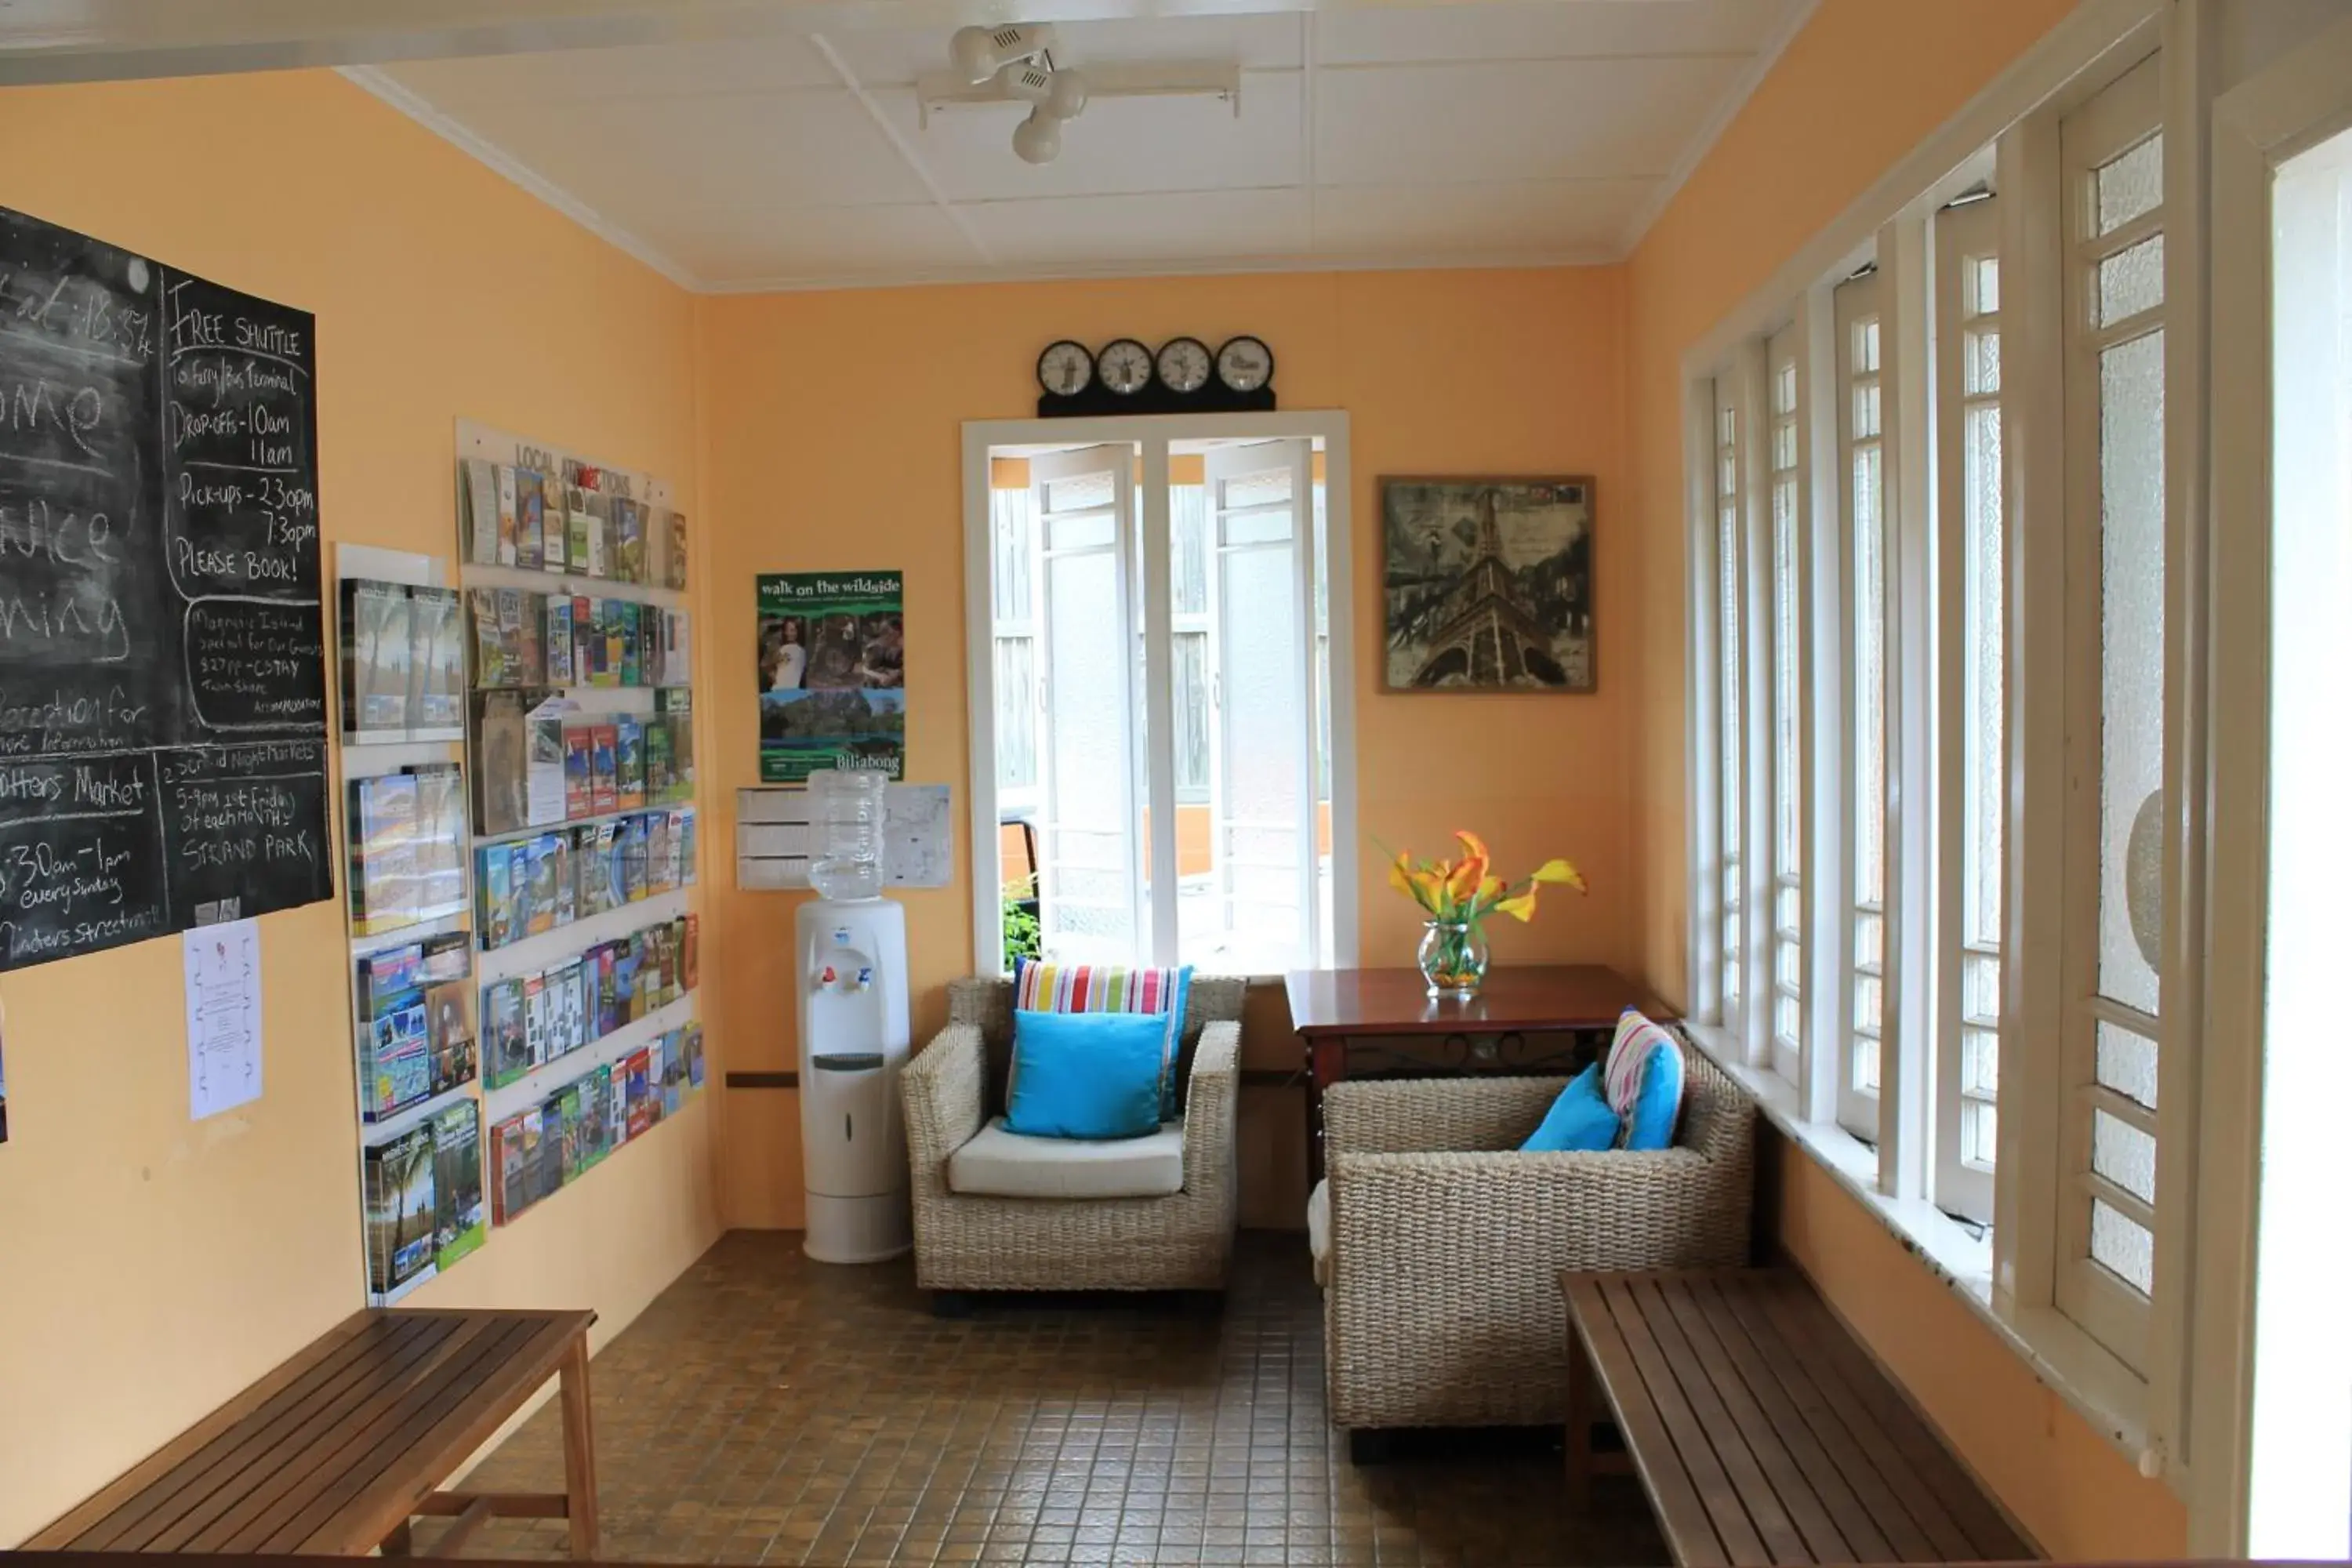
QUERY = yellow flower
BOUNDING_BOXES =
[1496,888,1539,922]
[1531,858,1588,892]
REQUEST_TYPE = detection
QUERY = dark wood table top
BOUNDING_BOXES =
[1283,964,1672,1036]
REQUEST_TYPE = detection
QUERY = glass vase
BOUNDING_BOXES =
[1417,920,1490,1000]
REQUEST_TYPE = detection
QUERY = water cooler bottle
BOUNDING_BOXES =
[796,771,913,1263]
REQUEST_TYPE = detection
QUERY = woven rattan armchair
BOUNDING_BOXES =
[1320,1048,1754,1455]
[899,975,1244,1305]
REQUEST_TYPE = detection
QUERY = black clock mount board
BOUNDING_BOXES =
[1037,383,1276,418]
[0,202,333,972]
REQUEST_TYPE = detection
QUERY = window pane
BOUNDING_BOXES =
[1972,256,2001,315]
[1041,545,1134,963]
[1962,402,2005,949]
[994,636,1036,791]
[1961,1024,1999,1099]
[2093,1108,2158,1205]
[1198,506,1305,970]
[1044,471,1112,514]
[1047,509,1116,551]
[1171,632,1209,796]
[1965,328,2002,396]
[2096,234,2165,327]
[1171,485,1209,615]
[2097,328,2167,1015]
[1853,446,1884,903]
[2096,1020,2159,1109]
[1962,1100,1998,1169]
[2096,133,2163,235]
[993,489,1034,620]
[2090,1198,2155,1295]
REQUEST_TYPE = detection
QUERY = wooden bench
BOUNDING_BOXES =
[29,1308,598,1559]
[1561,1268,2036,1566]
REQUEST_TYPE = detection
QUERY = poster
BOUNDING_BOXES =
[756,571,906,784]
[184,917,264,1120]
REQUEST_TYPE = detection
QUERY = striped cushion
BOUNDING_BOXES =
[1602,1008,1686,1149]
[1011,960,1193,1119]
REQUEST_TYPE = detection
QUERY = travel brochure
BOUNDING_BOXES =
[469,691,694,838]
[340,579,467,739]
[480,913,699,1089]
[468,587,691,691]
[490,1020,704,1227]
[474,805,698,951]
[362,1096,487,1301]
[347,764,470,937]
[354,930,477,1122]
[459,455,689,590]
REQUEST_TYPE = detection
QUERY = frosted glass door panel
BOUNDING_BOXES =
[2096,328,2166,1015]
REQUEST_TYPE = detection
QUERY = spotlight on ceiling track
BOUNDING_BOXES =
[945,20,1087,165]
[949,22,1059,85]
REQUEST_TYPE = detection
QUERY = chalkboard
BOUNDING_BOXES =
[0,205,331,972]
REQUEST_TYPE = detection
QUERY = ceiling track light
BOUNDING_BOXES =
[943,20,1091,165]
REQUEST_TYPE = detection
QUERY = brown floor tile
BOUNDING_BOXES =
[457,1232,1664,1566]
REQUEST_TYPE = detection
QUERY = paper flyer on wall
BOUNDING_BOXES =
[185,917,264,1120]
[755,571,906,784]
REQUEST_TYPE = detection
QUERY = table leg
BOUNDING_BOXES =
[1564,1323,1594,1512]
[557,1335,600,1559]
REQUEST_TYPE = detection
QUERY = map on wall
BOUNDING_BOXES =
[0,203,333,972]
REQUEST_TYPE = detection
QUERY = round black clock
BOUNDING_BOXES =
[1215,335,1274,394]
[1037,339,1091,397]
[1155,336,1212,394]
[1095,338,1153,396]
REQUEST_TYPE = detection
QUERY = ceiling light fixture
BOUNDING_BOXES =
[946,20,1088,165]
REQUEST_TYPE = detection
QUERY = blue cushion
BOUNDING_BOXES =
[1615,1024,1686,1151]
[1521,1065,1620,1152]
[1004,1009,1169,1140]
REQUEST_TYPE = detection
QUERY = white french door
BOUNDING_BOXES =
[1027,445,1142,966]
[1196,440,1320,971]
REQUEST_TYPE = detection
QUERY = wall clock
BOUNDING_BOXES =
[1034,336,1279,417]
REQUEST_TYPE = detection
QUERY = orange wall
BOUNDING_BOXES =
[698,268,1630,1228]
[1625,2,2185,1559]
[0,71,718,1546]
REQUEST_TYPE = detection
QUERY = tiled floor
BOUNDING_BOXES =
[455,1231,1667,1566]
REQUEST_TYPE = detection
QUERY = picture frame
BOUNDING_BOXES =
[1379,475,1595,692]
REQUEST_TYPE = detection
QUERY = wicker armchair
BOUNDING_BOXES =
[899,975,1244,1300]
[1320,1048,1754,1447]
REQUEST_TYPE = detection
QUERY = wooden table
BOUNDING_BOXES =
[30,1308,599,1559]
[1284,964,1671,1183]
[1561,1268,2037,1566]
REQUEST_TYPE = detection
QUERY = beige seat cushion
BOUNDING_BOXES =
[1307,1178,1331,1288]
[947,1117,1185,1200]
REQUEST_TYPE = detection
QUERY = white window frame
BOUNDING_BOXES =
[1678,0,2225,1515]
[1831,270,1885,1140]
[960,412,1359,978]
[1932,192,2004,1224]
[1764,325,1811,1089]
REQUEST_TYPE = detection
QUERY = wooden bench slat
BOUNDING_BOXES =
[1564,1276,1734,1568]
[1563,1268,2039,1567]
[1683,1276,1899,1565]
[1703,1276,1944,1562]
[1729,1278,1986,1561]
[27,1315,383,1549]
[96,1316,459,1551]
[1653,1277,1861,1564]
[292,1314,593,1557]
[224,1319,542,1554]
[1627,1278,1816,1565]
[176,1316,520,1553]
[1598,1276,1774,1566]
[1754,1275,2033,1561]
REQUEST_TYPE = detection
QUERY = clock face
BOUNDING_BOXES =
[1037,339,1092,397]
[1155,337,1211,394]
[1215,336,1273,394]
[1097,339,1153,396]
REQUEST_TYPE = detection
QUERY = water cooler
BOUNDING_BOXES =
[796,771,913,1263]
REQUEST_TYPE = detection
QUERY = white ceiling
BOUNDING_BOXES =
[352,0,1813,292]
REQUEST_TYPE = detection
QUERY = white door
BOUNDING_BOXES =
[1028,445,1142,966]
[1199,440,1319,971]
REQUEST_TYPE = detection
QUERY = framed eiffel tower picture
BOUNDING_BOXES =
[1379,476,1595,692]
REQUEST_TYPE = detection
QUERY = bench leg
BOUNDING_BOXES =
[1565,1328,1595,1512]
[557,1337,600,1560]
[381,1519,413,1556]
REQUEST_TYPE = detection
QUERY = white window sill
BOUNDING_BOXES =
[1681,1022,2165,1486]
